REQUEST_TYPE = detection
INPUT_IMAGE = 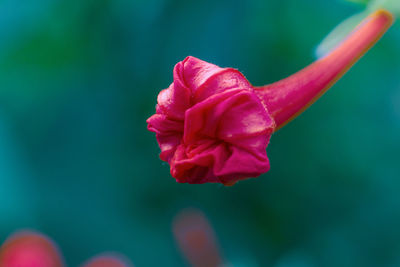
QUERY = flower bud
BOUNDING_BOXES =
[147,9,393,185]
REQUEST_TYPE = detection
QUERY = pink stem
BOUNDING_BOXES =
[256,9,394,130]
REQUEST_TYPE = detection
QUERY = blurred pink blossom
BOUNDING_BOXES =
[0,230,132,267]
[173,209,223,267]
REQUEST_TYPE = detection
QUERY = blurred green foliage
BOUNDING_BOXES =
[0,0,399,266]
[344,0,400,14]
[368,0,400,15]
[318,0,398,58]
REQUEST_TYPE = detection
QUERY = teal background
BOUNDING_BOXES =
[0,0,399,266]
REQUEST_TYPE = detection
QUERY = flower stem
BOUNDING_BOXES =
[256,9,394,130]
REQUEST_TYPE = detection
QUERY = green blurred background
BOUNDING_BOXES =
[0,0,399,266]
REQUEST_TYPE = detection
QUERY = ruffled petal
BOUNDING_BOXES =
[215,144,270,185]
[156,56,226,120]
[156,133,182,162]
[193,68,253,103]
[167,87,272,184]
[156,83,190,120]
[147,114,182,134]
[147,114,183,162]
[171,142,226,184]
[179,56,224,92]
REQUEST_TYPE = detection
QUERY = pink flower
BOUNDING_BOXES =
[0,231,63,267]
[0,230,132,267]
[148,57,274,185]
[147,9,393,185]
